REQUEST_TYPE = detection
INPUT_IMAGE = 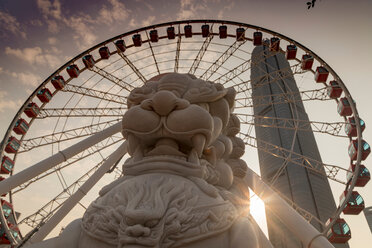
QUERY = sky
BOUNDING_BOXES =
[0,0,372,247]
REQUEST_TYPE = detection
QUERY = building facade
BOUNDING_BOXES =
[250,44,348,248]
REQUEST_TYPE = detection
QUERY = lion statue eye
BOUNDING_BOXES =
[125,216,137,226]
[127,87,155,107]
[144,219,159,228]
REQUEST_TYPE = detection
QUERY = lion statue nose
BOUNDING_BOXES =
[125,224,151,237]
[141,90,189,116]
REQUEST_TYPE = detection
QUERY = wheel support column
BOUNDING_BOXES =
[29,141,128,243]
[244,167,334,248]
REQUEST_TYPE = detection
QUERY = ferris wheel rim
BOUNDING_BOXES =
[0,19,364,245]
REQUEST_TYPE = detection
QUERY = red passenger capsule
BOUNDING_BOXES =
[219,25,227,39]
[13,118,29,135]
[345,117,365,137]
[326,218,351,243]
[149,30,159,42]
[82,55,95,68]
[236,27,245,41]
[286,45,297,60]
[348,139,370,161]
[5,137,20,154]
[327,80,342,99]
[51,75,66,90]
[347,164,370,187]
[201,24,210,37]
[337,97,352,116]
[340,191,364,215]
[301,54,314,70]
[167,26,175,39]
[0,223,20,244]
[1,156,14,174]
[315,66,329,83]
[132,34,142,47]
[66,64,79,78]
[37,88,52,103]
[1,200,13,219]
[253,31,262,46]
[99,47,110,59]
[184,25,192,38]
[270,37,280,52]
[24,102,40,118]
[115,39,126,53]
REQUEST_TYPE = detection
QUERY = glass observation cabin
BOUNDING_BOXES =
[347,164,370,187]
[5,137,20,154]
[326,218,351,243]
[339,191,365,215]
[13,118,29,135]
[348,139,371,161]
[24,102,40,118]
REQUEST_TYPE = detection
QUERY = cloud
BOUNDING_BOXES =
[37,0,62,33]
[141,16,156,27]
[0,90,23,113]
[37,0,62,20]
[11,72,42,87]
[48,37,57,45]
[98,0,130,25]
[178,0,207,19]
[0,10,26,39]
[5,46,62,68]
[67,16,97,50]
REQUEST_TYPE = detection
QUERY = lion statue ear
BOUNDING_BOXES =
[225,87,236,110]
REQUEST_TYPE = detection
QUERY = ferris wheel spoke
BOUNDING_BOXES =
[29,141,128,243]
[37,107,126,118]
[174,25,181,73]
[117,51,147,83]
[0,122,122,196]
[19,119,121,153]
[14,136,123,194]
[245,167,335,248]
[18,157,109,229]
[89,65,135,92]
[217,50,281,86]
[270,186,325,228]
[240,132,349,184]
[238,114,346,137]
[188,28,214,75]
[145,31,160,75]
[62,84,127,104]
[215,59,251,85]
[234,87,331,109]
[200,39,247,81]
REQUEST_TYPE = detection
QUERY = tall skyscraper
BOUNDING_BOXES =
[250,43,348,248]
[364,206,372,233]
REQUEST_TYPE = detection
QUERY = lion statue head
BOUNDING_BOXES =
[121,73,247,189]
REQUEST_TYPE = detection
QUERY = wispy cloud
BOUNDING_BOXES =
[37,0,62,33]
[10,72,42,87]
[0,10,27,39]
[98,0,130,25]
[0,90,23,113]
[178,0,207,19]
[141,16,156,27]
[5,46,62,68]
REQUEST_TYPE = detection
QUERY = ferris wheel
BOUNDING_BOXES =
[0,20,369,247]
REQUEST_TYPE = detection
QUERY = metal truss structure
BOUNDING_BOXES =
[0,20,365,248]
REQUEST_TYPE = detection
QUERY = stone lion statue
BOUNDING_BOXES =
[28,73,271,248]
